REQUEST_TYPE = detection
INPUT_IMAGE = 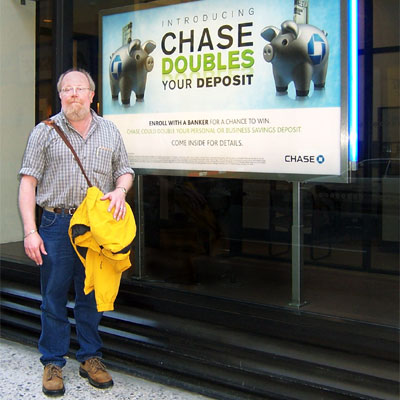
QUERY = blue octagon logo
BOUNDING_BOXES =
[317,155,325,164]
[308,34,326,65]
[111,55,122,80]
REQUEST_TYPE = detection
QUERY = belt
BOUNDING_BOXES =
[44,206,77,215]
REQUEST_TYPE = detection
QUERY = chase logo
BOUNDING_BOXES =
[308,34,326,65]
[111,55,122,80]
[284,154,326,164]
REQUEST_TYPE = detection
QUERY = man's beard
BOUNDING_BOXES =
[63,102,90,121]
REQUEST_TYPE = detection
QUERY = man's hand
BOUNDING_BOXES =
[101,188,126,221]
[24,231,47,266]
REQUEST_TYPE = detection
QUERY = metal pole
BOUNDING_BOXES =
[289,181,307,308]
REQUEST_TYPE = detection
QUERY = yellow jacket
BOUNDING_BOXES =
[68,187,136,312]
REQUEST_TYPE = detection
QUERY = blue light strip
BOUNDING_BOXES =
[349,0,359,162]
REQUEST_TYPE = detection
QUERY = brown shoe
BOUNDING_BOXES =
[79,357,113,389]
[42,364,65,396]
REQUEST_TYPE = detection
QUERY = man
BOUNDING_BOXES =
[18,68,134,396]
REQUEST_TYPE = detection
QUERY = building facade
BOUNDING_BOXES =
[1,1,399,399]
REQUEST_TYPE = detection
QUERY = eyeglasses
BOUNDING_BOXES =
[60,87,92,95]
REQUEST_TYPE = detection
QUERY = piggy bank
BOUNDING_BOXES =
[261,20,329,97]
[109,39,156,104]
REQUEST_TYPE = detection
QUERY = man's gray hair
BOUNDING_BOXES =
[57,68,96,92]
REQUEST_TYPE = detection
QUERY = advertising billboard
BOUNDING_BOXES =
[100,0,347,180]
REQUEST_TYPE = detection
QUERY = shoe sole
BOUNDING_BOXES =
[42,385,65,397]
[79,367,114,389]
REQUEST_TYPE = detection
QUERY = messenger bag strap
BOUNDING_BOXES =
[43,119,93,188]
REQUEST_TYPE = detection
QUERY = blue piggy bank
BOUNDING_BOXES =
[109,39,156,105]
[261,20,329,97]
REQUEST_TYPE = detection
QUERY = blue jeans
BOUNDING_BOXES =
[38,209,103,367]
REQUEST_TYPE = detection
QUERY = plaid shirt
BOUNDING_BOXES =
[19,110,134,208]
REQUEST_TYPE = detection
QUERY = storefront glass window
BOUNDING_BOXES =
[2,0,398,329]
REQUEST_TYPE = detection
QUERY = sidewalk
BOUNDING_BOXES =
[0,338,213,400]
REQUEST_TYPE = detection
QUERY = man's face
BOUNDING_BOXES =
[59,71,94,121]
